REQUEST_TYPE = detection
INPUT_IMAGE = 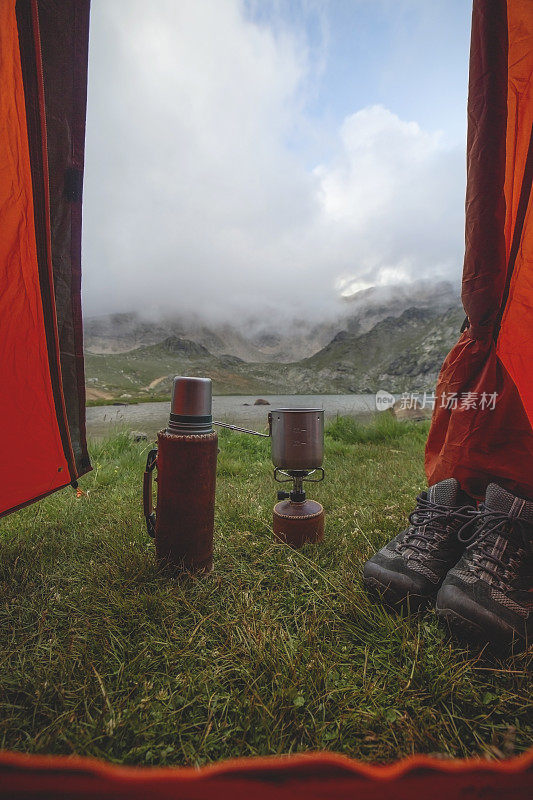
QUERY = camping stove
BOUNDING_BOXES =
[214,408,325,547]
[270,409,325,547]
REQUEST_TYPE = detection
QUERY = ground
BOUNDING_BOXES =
[0,416,531,766]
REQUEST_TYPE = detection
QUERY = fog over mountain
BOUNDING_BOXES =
[84,279,460,363]
[82,1,467,327]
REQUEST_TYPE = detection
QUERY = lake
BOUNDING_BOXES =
[86,394,378,439]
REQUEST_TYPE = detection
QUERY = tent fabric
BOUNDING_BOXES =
[0,0,91,518]
[0,749,532,800]
[497,0,533,429]
[37,0,92,476]
[425,0,533,500]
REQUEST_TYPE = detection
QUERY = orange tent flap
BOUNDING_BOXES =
[426,0,533,499]
[0,0,69,514]
[497,0,533,427]
[0,749,532,800]
[0,0,91,516]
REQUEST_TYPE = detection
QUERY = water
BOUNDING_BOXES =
[86,394,377,439]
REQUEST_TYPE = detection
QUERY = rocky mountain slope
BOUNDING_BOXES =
[84,281,459,364]
[84,303,464,401]
[300,306,464,393]
[83,312,339,363]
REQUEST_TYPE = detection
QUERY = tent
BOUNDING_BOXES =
[0,0,91,518]
[425,0,533,501]
[0,0,532,796]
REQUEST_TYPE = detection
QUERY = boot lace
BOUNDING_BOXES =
[457,505,531,589]
[398,494,476,558]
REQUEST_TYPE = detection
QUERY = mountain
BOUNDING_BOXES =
[300,305,465,393]
[84,304,464,402]
[83,312,338,363]
[83,280,460,363]
[85,336,274,400]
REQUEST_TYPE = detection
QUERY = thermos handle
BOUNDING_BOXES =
[143,448,158,538]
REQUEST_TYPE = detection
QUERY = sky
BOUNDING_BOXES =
[82,0,472,325]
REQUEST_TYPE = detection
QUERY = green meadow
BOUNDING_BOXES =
[1,416,531,765]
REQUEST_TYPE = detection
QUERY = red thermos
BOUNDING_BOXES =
[143,377,218,574]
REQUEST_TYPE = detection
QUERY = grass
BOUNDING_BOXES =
[0,417,531,766]
[326,412,426,444]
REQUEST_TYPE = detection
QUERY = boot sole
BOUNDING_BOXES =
[435,586,527,649]
[434,606,488,643]
[363,563,433,612]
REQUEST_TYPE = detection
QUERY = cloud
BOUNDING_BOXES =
[315,105,465,300]
[82,0,465,325]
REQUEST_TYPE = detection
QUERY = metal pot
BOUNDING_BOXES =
[213,407,325,471]
[268,408,324,471]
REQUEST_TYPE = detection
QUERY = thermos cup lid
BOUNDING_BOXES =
[171,376,212,416]
[168,376,213,435]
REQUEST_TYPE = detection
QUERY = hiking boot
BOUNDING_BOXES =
[436,484,533,647]
[363,479,476,610]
